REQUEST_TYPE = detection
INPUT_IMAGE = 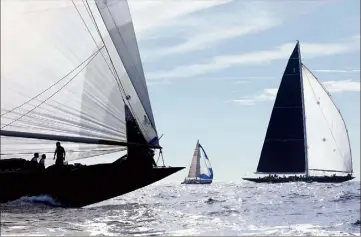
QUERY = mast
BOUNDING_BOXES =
[298,41,309,177]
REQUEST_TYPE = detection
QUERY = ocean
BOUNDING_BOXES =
[1,181,360,236]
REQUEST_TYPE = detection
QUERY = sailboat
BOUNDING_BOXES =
[0,0,184,207]
[242,41,354,184]
[182,140,213,184]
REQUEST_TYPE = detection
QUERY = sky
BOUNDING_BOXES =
[3,0,359,183]
[124,0,361,182]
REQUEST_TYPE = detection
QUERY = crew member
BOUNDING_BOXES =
[53,142,66,166]
[31,153,39,163]
[39,154,46,168]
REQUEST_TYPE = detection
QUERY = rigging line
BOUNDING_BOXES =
[0,46,104,118]
[303,67,343,159]
[71,0,117,81]
[1,48,103,130]
[104,3,155,128]
[82,0,129,101]
[74,0,125,101]
[84,0,151,140]
[2,108,126,138]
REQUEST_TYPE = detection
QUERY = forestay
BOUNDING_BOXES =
[0,0,158,162]
[302,64,353,174]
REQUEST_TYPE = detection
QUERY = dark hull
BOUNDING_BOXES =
[242,175,355,184]
[0,158,184,208]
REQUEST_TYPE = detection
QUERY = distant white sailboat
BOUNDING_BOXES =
[182,140,213,184]
[243,41,354,183]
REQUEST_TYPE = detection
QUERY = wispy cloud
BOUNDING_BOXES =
[136,0,330,60]
[312,69,360,73]
[143,3,281,58]
[147,36,360,80]
[129,0,232,35]
[231,88,277,106]
[230,79,360,106]
[323,80,360,93]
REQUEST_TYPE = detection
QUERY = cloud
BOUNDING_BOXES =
[231,79,359,106]
[139,0,330,60]
[323,80,360,93]
[147,36,360,80]
[144,4,281,58]
[128,0,232,35]
[231,88,278,105]
[312,69,360,73]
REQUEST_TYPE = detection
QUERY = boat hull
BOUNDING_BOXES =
[0,158,184,208]
[242,175,355,184]
[181,179,212,184]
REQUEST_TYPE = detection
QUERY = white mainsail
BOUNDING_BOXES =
[0,0,158,162]
[302,64,353,174]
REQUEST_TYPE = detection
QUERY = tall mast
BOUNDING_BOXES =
[298,41,309,177]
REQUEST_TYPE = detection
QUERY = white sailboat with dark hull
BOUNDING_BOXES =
[182,140,213,184]
[243,41,354,184]
[0,0,184,207]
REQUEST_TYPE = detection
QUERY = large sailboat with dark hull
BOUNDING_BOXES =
[242,41,354,184]
[0,0,184,207]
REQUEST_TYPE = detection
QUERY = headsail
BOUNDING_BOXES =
[301,64,353,174]
[256,42,306,174]
[1,0,159,162]
[198,144,213,180]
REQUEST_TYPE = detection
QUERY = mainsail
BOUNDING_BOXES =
[256,41,353,176]
[1,0,159,163]
[256,42,306,174]
[187,140,213,180]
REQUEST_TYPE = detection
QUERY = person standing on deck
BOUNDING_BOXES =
[53,142,66,166]
[39,154,46,168]
[31,153,39,163]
